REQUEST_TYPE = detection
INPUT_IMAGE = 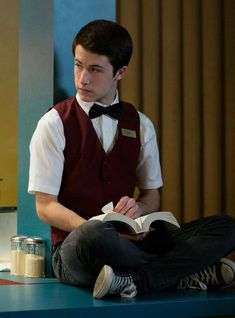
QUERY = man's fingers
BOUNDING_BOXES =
[114,197,141,219]
[114,196,130,213]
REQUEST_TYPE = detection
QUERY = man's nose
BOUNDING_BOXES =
[80,69,90,85]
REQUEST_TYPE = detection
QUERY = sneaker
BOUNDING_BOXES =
[93,265,137,299]
[178,274,208,290]
[178,258,235,291]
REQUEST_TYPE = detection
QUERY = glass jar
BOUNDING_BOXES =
[23,237,45,278]
[10,235,28,275]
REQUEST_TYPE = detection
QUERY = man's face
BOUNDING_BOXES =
[74,45,118,105]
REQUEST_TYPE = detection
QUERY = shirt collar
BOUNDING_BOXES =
[76,92,119,116]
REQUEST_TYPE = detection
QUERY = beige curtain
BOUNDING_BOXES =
[117,0,235,222]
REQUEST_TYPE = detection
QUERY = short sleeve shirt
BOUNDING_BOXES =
[28,93,163,195]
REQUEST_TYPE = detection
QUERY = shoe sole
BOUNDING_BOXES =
[93,265,114,299]
[220,258,235,288]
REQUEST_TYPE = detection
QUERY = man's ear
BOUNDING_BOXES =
[115,66,128,81]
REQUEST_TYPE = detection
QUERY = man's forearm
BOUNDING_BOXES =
[137,188,160,215]
[35,192,86,232]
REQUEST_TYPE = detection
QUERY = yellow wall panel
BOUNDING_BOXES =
[0,0,19,206]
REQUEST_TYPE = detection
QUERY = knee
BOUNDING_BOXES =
[76,220,115,246]
[218,214,235,228]
[214,215,235,242]
[226,215,235,233]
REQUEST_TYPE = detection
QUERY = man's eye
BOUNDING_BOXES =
[75,63,83,69]
[90,68,101,73]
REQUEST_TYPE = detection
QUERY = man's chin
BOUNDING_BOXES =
[78,90,96,102]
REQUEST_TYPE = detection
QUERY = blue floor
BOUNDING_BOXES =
[0,272,235,317]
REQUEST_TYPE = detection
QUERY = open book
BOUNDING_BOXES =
[90,202,180,234]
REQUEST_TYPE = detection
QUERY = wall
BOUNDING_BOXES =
[0,0,19,207]
[0,0,19,262]
[0,212,17,261]
[0,0,116,274]
[117,0,235,220]
[17,0,116,276]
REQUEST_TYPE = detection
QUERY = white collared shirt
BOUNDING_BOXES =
[28,93,163,195]
[77,93,119,153]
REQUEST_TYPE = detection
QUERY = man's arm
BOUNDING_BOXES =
[35,192,86,232]
[114,188,160,219]
[137,188,160,214]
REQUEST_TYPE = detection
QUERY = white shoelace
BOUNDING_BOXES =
[178,273,207,290]
[109,275,137,298]
[198,265,219,286]
[120,283,137,298]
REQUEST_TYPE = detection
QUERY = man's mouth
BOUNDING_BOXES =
[79,87,92,93]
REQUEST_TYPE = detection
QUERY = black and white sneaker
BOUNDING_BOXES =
[93,265,137,299]
[178,258,235,291]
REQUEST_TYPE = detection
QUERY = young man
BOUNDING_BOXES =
[28,19,235,299]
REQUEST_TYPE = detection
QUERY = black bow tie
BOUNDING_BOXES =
[89,103,122,120]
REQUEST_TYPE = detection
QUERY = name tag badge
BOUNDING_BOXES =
[121,128,137,139]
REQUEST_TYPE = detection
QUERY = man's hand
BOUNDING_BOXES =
[113,196,142,219]
[114,189,160,219]
[112,190,160,241]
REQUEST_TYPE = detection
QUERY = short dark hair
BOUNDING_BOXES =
[72,19,133,75]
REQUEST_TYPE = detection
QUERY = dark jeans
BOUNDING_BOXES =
[52,215,235,294]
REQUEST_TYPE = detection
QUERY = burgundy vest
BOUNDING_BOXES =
[51,97,141,244]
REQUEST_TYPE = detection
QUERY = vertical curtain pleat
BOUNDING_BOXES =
[182,0,202,221]
[117,0,235,221]
[141,0,162,130]
[117,0,142,108]
[202,0,223,216]
[160,0,182,220]
[224,0,235,214]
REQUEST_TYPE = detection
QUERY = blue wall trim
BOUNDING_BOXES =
[18,0,54,275]
[54,0,116,103]
[18,0,116,276]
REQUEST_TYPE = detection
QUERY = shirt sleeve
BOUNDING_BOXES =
[28,109,65,195]
[136,112,163,189]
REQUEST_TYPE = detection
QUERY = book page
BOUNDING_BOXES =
[135,211,180,232]
[90,211,142,234]
[101,202,114,214]
[98,204,180,233]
